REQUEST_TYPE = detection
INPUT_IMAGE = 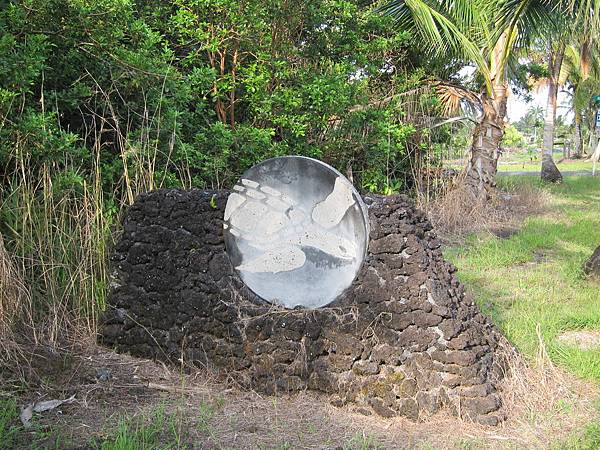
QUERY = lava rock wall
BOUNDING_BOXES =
[100,189,506,425]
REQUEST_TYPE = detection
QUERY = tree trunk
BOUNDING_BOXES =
[464,90,506,198]
[573,109,583,158]
[588,116,598,155]
[592,140,600,176]
[464,32,509,199]
[541,44,564,183]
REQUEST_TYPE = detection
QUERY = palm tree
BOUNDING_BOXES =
[541,0,598,182]
[379,1,550,197]
[380,0,598,195]
[539,3,600,181]
[540,39,566,182]
[515,106,544,147]
[563,47,587,158]
[561,42,600,157]
[561,47,586,157]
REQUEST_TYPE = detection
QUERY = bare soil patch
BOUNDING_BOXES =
[557,331,600,351]
[489,226,519,240]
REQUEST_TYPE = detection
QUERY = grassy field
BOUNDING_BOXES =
[497,160,595,173]
[447,153,595,174]
[445,176,600,382]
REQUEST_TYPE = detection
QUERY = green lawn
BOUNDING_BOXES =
[498,159,595,173]
[447,156,595,173]
[445,176,600,381]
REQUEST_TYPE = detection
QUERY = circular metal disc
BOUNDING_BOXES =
[223,156,369,309]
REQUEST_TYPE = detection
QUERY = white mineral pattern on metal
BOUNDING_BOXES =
[224,192,245,221]
[237,246,306,273]
[312,177,355,229]
[223,156,369,309]
[241,178,259,188]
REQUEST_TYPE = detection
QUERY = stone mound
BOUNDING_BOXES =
[541,159,563,183]
[583,245,600,279]
[100,190,506,425]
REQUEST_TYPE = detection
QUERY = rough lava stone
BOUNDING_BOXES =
[584,245,600,279]
[100,189,506,424]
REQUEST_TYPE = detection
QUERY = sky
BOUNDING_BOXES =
[456,66,573,124]
[507,87,573,123]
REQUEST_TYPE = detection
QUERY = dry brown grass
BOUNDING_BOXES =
[557,330,600,350]
[491,328,599,449]
[422,182,550,241]
[0,234,32,377]
[0,234,30,335]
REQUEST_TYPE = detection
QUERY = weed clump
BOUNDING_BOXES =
[423,178,548,238]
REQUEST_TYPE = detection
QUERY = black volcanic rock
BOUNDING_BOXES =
[584,245,600,279]
[100,190,506,424]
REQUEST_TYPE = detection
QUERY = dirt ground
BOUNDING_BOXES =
[2,337,598,450]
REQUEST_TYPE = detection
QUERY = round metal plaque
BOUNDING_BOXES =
[223,156,369,309]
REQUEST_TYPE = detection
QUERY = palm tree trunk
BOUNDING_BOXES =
[541,44,564,183]
[465,92,505,197]
[464,31,509,198]
[592,140,600,176]
[574,109,583,158]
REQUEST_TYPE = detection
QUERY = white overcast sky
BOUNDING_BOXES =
[507,87,573,123]
[456,66,573,124]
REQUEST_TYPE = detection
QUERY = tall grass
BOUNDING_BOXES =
[0,89,177,350]
[1,160,110,340]
[0,232,29,336]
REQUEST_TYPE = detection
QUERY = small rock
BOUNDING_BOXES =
[583,245,600,278]
[96,368,112,382]
[330,396,345,407]
[352,360,380,376]
[461,395,500,416]
[475,414,501,426]
[369,398,396,418]
[397,398,419,421]
[354,407,372,416]
[415,391,438,414]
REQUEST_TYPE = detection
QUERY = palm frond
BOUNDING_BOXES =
[380,0,492,91]
[573,77,600,113]
[564,0,600,32]
[430,116,478,128]
[497,0,564,52]
[432,80,483,117]
[559,44,581,86]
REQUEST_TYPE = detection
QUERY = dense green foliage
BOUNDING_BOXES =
[0,0,442,195]
[502,124,526,149]
[0,0,451,331]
